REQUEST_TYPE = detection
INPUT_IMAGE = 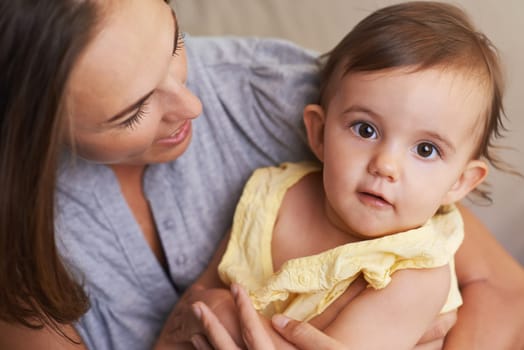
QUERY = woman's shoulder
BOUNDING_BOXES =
[186,35,318,68]
[186,36,320,148]
[186,35,320,101]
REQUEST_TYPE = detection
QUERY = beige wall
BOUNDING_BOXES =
[174,0,524,264]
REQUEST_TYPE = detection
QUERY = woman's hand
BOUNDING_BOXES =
[155,286,243,349]
[190,284,345,350]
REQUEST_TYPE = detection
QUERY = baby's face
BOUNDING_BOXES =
[318,67,487,238]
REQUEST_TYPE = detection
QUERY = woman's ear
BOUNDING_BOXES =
[303,104,327,162]
[442,160,489,205]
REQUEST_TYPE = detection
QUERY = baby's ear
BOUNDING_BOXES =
[442,160,489,204]
[303,104,326,162]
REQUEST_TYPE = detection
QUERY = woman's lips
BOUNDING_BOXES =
[156,120,191,146]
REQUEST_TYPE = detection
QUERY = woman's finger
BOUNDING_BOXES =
[190,334,213,350]
[191,302,241,350]
[231,284,275,350]
[271,315,343,350]
[413,338,444,350]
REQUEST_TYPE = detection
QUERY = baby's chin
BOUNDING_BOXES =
[347,222,426,241]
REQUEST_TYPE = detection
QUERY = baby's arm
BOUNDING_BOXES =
[322,265,451,350]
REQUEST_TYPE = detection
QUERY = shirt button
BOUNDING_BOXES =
[163,219,175,230]
[175,254,187,266]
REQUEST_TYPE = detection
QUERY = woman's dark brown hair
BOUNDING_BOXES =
[318,1,508,203]
[0,0,99,335]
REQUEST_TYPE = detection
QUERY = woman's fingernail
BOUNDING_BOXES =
[272,314,290,329]
[192,303,202,320]
[231,283,239,297]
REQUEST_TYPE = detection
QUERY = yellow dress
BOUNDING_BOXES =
[218,162,463,321]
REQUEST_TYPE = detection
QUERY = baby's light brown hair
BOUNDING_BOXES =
[317,1,508,203]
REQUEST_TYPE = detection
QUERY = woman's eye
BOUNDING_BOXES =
[173,32,185,57]
[121,101,149,130]
[415,142,440,159]
[351,122,377,139]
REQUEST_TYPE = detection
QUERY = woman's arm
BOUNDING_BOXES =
[0,320,86,350]
[156,231,291,349]
[445,204,524,348]
[154,232,239,349]
[156,232,298,350]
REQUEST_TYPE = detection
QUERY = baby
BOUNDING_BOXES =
[182,2,507,348]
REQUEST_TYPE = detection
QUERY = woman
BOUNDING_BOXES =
[1,0,523,349]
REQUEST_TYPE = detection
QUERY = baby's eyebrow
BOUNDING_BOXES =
[424,131,455,153]
[342,105,383,119]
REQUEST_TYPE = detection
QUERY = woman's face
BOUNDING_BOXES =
[66,0,202,165]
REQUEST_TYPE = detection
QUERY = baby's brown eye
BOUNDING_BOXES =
[359,124,374,138]
[417,143,436,158]
[351,122,377,139]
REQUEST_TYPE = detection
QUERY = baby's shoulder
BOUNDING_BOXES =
[271,170,330,269]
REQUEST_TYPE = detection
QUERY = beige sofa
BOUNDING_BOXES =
[173,0,524,264]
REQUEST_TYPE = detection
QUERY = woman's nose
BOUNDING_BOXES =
[158,58,203,121]
[159,81,202,121]
[367,148,401,182]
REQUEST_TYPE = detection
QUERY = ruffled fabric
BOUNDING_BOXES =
[218,162,463,321]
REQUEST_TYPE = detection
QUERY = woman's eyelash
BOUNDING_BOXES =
[173,32,185,57]
[121,101,149,130]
